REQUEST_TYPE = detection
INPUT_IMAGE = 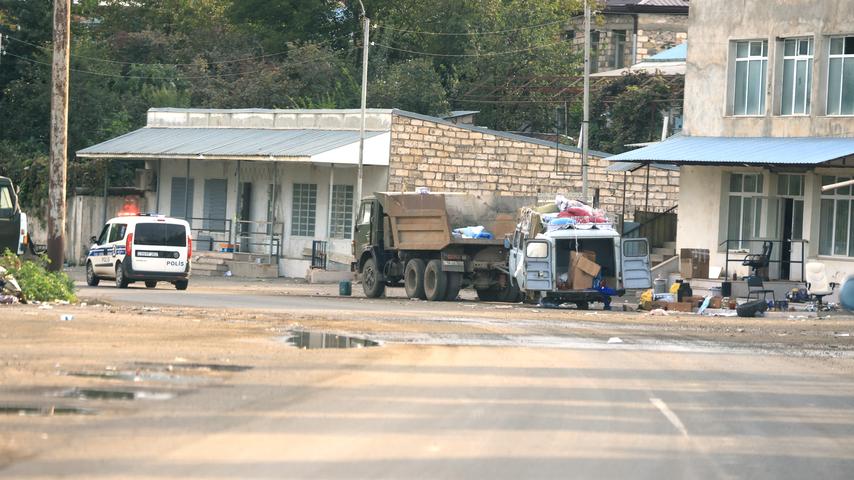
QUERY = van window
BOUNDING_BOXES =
[134,223,187,247]
[108,224,127,243]
[0,185,14,216]
[526,242,548,258]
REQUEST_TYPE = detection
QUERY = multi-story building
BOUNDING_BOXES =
[610,0,854,288]
[567,0,689,72]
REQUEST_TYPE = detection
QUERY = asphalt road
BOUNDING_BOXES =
[1,280,851,479]
[3,343,853,479]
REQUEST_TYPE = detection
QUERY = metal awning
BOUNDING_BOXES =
[606,161,679,172]
[77,127,387,164]
[607,135,854,166]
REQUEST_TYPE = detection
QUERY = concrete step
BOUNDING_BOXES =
[192,262,228,273]
[194,256,228,266]
[225,261,278,278]
[650,253,665,264]
[195,251,235,260]
[653,247,676,256]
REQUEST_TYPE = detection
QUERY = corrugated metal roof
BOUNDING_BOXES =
[648,42,687,62]
[608,136,854,165]
[606,161,680,172]
[77,128,384,160]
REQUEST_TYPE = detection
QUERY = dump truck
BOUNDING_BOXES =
[0,176,29,257]
[508,207,652,309]
[352,192,534,301]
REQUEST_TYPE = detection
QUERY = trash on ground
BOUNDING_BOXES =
[59,314,73,321]
[647,308,669,316]
[607,337,624,344]
[737,299,767,318]
[835,333,850,337]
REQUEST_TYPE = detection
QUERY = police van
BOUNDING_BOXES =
[86,214,192,290]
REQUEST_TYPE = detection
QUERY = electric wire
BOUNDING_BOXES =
[374,19,568,36]
[371,37,576,57]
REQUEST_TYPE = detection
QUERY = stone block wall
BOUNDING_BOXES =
[636,13,689,60]
[387,113,679,221]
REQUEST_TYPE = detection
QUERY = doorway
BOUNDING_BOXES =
[780,198,793,280]
[238,182,252,253]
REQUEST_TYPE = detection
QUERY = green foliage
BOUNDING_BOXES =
[370,59,449,115]
[0,250,77,303]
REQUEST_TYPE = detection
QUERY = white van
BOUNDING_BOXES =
[86,214,192,290]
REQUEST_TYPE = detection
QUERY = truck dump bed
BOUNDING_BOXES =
[376,192,534,251]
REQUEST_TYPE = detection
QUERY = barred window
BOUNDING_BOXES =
[330,184,354,239]
[291,183,317,237]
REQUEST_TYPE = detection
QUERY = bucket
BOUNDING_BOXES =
[339,280,352,296]
[653,277,667,294]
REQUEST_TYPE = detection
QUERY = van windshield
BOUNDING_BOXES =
[134,223,187,247]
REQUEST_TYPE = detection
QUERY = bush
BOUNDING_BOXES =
[1,250,77,303]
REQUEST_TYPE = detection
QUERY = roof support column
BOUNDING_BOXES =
[184,159,190,224]
[326,165,335,240]
[155,158,161,214]
[102,160,108,225]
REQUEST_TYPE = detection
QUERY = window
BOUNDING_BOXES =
[590,31,600,73]
[96,224,110,245]
[291,183,317,237]
[781,38,813,115]
[0,185,14,216]
[612,30,626,68]
[358,202,371,225]
[827,36,854,115]
[819,175,853,257]
[134,224,187,247]
[733,40,768,116]
[329,184,354,239]
[727,173,764,248]
[170,177,194,220]
[108,224,127,243]
[777,174,805,240]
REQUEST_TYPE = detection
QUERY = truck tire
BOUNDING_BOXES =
[444,272,462,301]
[424,260,447,301]
[476,288,499,302]
[404,259,427,300]
[361,257,386,298]
[500,282,521,303]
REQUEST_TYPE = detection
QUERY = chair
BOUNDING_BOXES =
[805,262,837,308]
[742,241,773,277]
[746,275,775,303]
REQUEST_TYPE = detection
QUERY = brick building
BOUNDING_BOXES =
[567,0,689,72]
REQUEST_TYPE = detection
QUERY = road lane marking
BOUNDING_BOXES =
[650,397,689,437]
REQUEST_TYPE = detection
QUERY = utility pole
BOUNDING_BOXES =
[354,1,369,234]
[581,0,591,203]
[48,0,71,271]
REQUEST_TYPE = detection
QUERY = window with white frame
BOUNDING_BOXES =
[781,38,813,115]
[612,30,626,68]
[329,184,354,239]
[819,175,853,257]
[732,40,768,116]
[827,36,854,115]
[777,174,804,240]
[727,173,764,248]
[291,183,317,237]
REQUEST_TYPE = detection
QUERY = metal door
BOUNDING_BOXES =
[621,238,652,289]
[203,179,228,232]
[522,239,553,291]
[170,177,195,221]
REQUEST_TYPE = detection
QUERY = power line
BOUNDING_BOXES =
[3,49,342,81]
[371,37,576,57]
[2,33,351,67]
[374,19,568,36]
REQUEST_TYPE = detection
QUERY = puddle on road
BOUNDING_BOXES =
[0,405,96,416]
[131,362,253,373]
[55,388,176,401]
[63,370,205,384]
[285,331,380,349]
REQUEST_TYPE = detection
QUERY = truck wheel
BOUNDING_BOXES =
[361,257,386,298]
[175,280,189,291]
[86,261,100,287]
[145,280,157,289]
[115,263,129,289]
[444,272,462,301]
[423,260,447,301]
[476,288,499,302]
[575,301,589,310]
[500,282,521,303]
[404,259,427,300]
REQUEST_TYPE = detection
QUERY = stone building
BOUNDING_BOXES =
[567,0,689,72]
[79,108,679,278]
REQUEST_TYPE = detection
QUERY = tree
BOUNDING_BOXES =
[370,58,449,115]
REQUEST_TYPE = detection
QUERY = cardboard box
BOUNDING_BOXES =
[665,301,695,313]
[680,248,710,279]
[709,296,723,309]
[570,250,601,290]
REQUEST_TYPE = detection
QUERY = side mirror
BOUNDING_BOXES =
[90,236,98,245]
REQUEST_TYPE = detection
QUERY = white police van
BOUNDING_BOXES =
[86,214,192,290]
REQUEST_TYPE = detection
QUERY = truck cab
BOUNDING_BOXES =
[0,176,29,256]
[510,208,652,309]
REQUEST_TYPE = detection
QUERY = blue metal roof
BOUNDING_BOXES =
[77,128,385,160]
[648,42,687,62]
[607,135,854,166]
